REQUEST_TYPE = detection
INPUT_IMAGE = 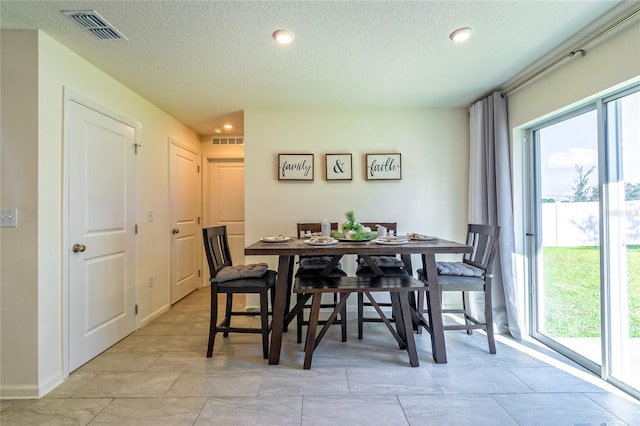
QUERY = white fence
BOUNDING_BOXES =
[542,200,640,246]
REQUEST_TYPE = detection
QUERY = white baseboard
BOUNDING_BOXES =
[140,303,170,328]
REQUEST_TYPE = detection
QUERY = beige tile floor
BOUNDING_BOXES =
[2,287,640,425]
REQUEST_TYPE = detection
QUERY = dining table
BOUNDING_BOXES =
[244,235,473,365]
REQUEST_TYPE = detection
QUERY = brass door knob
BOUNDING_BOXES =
[72,244,86,253]
[172,228,180,234]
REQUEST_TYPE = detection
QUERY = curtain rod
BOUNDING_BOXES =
[501,5,640,97]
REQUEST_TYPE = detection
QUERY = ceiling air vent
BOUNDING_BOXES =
[212,137,244,145]
[62,10,128,41]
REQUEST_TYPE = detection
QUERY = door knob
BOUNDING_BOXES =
[172,228,180,234]
[72,244,86,253]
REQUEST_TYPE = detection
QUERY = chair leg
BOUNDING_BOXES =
[207,285,218,357]
[260,290,270,359]
[484,288,496,354]
[416,290,425,334]
[340,293,347,342]
[297,293,304,344]
[357,293,364,339]
[223,294,233,337]
[462,291,473,335]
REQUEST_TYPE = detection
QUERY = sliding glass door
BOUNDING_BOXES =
[531,108,602,366]
[527,85,639,398]
[605,89,640,395]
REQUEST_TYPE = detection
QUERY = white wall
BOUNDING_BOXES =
[0,30,202,398]
[542,201,640,246]
[243,108,470,274]
[507,21,640,332]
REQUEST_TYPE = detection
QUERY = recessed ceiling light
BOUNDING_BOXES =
[223,124,233,130]
[273,29,294,45]
[449,27,472,43]
[213,129,222,134]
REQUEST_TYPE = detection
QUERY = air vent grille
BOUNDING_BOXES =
[62,10,128,41]
[212,137,244,145]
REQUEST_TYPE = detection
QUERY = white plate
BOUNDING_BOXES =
[261,236,291,243]
[304,238,338,246]
[408,233,437,241]
[373,238,410,246]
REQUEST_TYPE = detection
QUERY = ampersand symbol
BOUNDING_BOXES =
[333,160,345,174]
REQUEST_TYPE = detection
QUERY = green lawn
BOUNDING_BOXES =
[543,245,640,338]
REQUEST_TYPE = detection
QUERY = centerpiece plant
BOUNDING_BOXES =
[331,210,376,240]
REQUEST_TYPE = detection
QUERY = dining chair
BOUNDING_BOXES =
[355,222,408,339]
[295,222,348,343]
[417,223,500,353]
[202,225,277,359]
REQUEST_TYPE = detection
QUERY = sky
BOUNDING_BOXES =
[539,91,639,201]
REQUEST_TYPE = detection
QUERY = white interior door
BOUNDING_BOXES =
[169,142,201,304]
[208,159,245,265]
[67,99,137,372]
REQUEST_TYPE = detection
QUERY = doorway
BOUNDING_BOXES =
[169,140,201,304]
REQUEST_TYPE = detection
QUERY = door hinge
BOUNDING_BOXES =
[135,224,138,234]
[198,216,201,225]
[134,143,142,154]
[198,269,201,277]
[197,165,200,173]
[135,304,138,315]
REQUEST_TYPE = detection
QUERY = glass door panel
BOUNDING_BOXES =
[606,90,640,392]
[534,108,602,365]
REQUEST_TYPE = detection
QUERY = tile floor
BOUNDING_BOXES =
[2,287,640,425]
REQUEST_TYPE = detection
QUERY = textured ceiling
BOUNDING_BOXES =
[1,1,636,136]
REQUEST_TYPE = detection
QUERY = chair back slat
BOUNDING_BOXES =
[203,226,233,278]
[464,224,500,272]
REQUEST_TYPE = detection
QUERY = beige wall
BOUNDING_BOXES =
[1,30,40,398]
[243,108,470,274]
[509,22,640,129]
[0,30,201,398]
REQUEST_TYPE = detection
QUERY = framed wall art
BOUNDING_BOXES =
[365,153,402,180]
[278,153,314,181]
[325,153,352,181]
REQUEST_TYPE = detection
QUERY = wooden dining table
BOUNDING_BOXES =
[244,236,473,365]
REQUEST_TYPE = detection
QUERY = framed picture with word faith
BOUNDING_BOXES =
[365,153,402,180]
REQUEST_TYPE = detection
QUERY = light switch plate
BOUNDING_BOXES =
[0,209,18,227]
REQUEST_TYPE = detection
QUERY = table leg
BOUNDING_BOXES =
[398,292,419,367]
[390,293,406,349]
[422,253,447,363]
[269,255,292,365]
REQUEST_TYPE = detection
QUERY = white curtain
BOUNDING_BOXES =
[469,92,522,340]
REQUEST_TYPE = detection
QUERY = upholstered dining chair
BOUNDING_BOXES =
[417,223,500,354]
[355,222,408,339]
[202,226,277,359]
[295,222,348,343]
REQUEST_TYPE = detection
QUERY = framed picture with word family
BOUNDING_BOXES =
[365,153,402,180]
[278,153,314,181]
[325,153,352,181]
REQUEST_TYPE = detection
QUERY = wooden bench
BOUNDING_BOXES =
[292,275,427,369]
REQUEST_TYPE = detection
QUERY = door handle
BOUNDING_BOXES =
[172,228,180,234]
[72,244,86,253]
